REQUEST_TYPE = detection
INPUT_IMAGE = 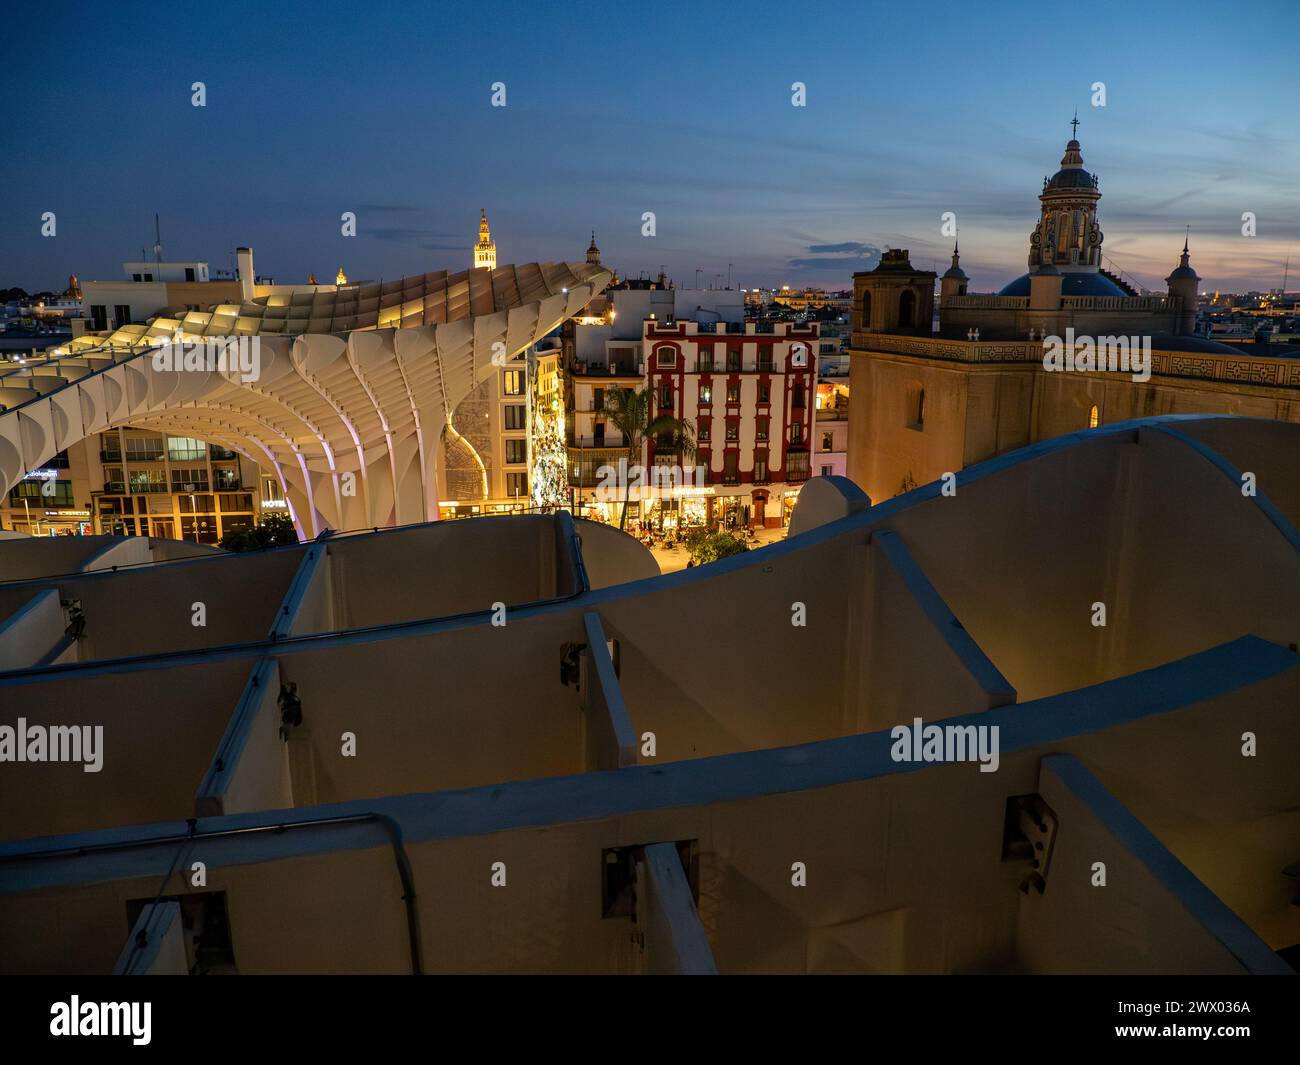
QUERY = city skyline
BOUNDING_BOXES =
[1,0,1295,295]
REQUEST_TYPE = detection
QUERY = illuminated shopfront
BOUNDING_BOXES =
[780,488,802,527]
[16,509,93,536]
[715,494,750,530]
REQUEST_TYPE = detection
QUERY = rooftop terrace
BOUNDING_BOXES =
[0,415,1297,974]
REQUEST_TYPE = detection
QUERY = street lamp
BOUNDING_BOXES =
[186,484,200,542]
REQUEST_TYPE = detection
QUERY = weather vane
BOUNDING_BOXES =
[1071,110,1079,138]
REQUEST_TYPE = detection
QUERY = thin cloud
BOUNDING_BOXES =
[787,241,882,274]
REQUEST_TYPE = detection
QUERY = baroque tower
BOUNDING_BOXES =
[1028,117,1103,273]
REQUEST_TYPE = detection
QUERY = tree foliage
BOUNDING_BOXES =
[219,512,299,552]
[602,385,696,529]
[685,528,750,566]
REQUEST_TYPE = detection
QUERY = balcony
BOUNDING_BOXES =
[569,362,644,379]
[785,450,810,482]
[568,436,625,450]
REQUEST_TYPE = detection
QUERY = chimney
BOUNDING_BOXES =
[235,247,255,302]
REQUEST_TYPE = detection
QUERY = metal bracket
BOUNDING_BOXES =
[1002,794,1058,895]
[277,681,303,741]
[560,641,586,688]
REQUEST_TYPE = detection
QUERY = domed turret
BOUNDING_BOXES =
[1165,233,1200,335]
[1044,139,1099,191]
[940,239,968,301]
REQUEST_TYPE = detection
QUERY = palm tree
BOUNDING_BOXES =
[603,385,696,530]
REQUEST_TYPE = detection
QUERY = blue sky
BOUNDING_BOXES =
[2,0,1295,294]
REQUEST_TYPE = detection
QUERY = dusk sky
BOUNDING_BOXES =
[2,0,1295,295]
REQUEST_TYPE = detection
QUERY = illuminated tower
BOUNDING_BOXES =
[1028,116,1103,272]
[474,209,497,271]
[586,231,601,266]
[335,266,348,285]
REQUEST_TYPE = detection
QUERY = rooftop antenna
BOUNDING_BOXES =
[153,214,162,264]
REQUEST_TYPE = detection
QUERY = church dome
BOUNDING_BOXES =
[997,270,1129,297]
[1043,139,1099,192]
[1045,167,1099,190]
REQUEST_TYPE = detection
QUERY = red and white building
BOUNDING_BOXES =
[642,318,817,529]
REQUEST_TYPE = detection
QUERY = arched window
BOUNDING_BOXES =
[899,289,916,330]
[1058,212,1074,258]
[860,290,872,331]
[1088,404,1100,429]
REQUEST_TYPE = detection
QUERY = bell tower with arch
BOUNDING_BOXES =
[853,249,936,336]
